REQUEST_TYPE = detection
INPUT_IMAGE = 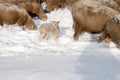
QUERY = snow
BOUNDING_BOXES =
[0,8,120,80]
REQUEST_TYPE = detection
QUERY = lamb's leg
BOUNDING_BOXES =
[39,33,47,41]
[10,25,13,31]
[43,34,48,40]
[53,33,59,41]
[117,43,120,49]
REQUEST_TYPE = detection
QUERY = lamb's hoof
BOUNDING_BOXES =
[117,45,120,49]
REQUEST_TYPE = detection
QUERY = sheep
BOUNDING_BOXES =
[71,1,118,40]
[0,0,47,21]
[15,1,47,21]
[90,0,119,11]
[69,0,119,13]
[0,3,37,30]
[98,14,120,48]
[39,21,60,41]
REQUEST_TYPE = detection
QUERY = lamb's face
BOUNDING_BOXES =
[51,21,60,30]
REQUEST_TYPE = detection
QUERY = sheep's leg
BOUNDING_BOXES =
[0,24,4,30]
[98,28,108,42]
[73,28,82,41]
[20,26,23,31]
[73,24,82,41]
[72,20,76,30]
[105,36,111,47]
[22,26,26,30]
[2,24,6,30]
[17,19,25,31]
[73,21,83,41]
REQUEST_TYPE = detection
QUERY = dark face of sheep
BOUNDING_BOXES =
[44,0,64,13]
[44,3,55,13]
[15,1,47,21]
[65,0,78,7]
[32,2,47,21]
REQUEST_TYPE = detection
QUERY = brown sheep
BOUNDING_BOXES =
[92,0,119,11]
[44,0,65,13]
[72,1,118,40]
[73,0,119,10]
[0,0,47,21]
[0,3,37,30]
[115,0,120,11]
[115,0,120,5]
[0,0,40,3]
[98,14,120,48]
[39,21,60,41]
[15,1,47,21]
[69,0,119,13]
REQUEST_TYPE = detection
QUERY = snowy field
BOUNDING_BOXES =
[0,8,120,80]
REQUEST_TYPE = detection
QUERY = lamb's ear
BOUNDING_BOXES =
[57,21,60,24]
[50,21,54,23]
[68,5,72,12]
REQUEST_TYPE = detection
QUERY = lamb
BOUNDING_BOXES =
[39,21,60,41]
[71,1,118,40]
[98,14,120,48]
[0,3,37,30]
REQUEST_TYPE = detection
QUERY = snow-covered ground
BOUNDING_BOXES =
[0,8,120,80]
